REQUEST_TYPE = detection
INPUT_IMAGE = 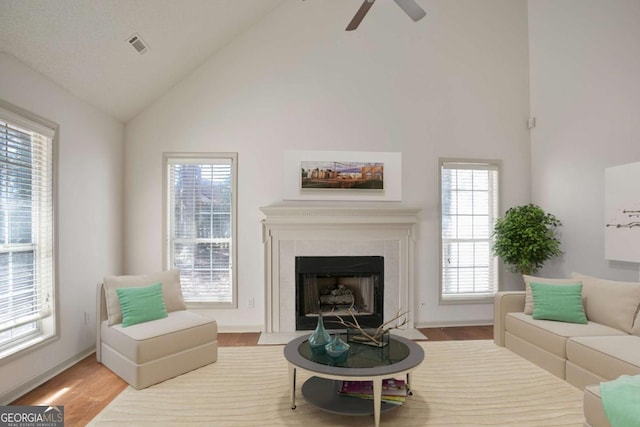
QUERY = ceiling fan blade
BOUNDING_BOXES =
[346,0,376,31]
[393,0,426,22]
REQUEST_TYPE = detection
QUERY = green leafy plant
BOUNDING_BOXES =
[492,204,562,275]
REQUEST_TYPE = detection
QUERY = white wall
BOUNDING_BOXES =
[0,53,124,403]
[125,0,531,330]
[529,0,640,280]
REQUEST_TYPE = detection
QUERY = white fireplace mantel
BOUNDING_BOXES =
[260,205,420,333]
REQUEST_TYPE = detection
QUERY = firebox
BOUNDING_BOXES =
[295,256,384,331]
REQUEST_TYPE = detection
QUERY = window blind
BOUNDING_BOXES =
[440,161,499,300]
[166,155,236,305]
[0,107,55,354]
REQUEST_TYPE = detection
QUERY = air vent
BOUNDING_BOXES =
[127,33,149,55]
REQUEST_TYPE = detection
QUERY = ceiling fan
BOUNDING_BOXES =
[346,0,426,31]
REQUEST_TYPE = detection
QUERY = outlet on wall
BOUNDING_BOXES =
[248,297,255,309]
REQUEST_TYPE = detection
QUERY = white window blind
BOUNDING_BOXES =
[0,105,56,358]
[440,160,499,301]
[165,154,237,306]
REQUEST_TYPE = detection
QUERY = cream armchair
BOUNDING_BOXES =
[96,270,218,389]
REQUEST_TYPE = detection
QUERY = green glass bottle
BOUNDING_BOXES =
[308,312,331,354]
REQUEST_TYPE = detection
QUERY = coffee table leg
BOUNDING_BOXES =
[406,372,413,395]
[289,365,296,409]
[373,377,382,427]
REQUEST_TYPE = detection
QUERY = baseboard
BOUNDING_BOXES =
[415,319,493,328]
[219,321,494,332]
[0,346,96,405]
[216,324,263,333]
[257,328,428,345]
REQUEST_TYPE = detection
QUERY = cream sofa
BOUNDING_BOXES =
[96,270,218,389]
[494,272,640,427]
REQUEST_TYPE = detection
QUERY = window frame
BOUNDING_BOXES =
[163,152,238,308]
[438,158,501,304]
[0,99,59,363]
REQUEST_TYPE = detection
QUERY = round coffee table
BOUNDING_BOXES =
[284,334,424,427]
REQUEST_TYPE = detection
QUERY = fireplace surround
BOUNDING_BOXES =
[261,205,419,333]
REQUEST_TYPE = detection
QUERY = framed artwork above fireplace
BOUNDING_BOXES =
[282,150,401,201]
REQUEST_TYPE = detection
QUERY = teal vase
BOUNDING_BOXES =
[325,333,350,363]
[308,312,331,355]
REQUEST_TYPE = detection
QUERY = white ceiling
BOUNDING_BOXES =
[0,0,284,123]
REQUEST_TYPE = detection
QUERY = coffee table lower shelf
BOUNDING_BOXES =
[301,376,402,416]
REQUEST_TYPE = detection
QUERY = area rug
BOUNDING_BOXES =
[88,341,583,426]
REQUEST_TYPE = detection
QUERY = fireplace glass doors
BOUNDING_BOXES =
[295,256,383,330]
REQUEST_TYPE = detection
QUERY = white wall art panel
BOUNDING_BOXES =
[605,161,640,263]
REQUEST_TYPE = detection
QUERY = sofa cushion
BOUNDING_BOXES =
[571,272,640,334]
[530,282,587,324]
[523,275,581,315]
[566,336,640,381]
[104,270,186,326]
[101,310,217,364]
[505,312,626,358]
[116,282,168,327]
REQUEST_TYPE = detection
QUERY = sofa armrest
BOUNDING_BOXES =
[493,291,526,347]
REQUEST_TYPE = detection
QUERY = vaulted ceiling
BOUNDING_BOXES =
[0,0,284,122]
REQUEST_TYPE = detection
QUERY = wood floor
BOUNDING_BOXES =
[11,326,492,426]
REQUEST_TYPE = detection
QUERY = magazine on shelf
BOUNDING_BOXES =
[339,379,407,405]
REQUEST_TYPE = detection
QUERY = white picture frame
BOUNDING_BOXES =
[604,161,640,262]
[283,150,402,201]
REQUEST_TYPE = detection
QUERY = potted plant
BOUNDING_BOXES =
[492,204,562,275]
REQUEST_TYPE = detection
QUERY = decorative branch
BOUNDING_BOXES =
[334,308,409,345]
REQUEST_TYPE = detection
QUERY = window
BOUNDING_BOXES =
[440,159,499,302]
[164,153,237,307]
[0,102,56,360]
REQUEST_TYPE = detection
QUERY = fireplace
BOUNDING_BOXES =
[296,256,384,330]
[260,205,419,333]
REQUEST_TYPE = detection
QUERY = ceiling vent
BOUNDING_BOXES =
[127,33,149,55]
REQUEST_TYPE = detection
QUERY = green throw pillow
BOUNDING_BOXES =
[530,282,587,324]
[116,282,168,327]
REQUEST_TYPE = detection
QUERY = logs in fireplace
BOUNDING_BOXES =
[295,255,384,330]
